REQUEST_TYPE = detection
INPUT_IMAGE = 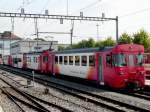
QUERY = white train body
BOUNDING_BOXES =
[26,53,40,70]
[12,54,24,68]
[54,52,97,80]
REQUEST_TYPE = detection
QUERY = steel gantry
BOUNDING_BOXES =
[0,12,119,43]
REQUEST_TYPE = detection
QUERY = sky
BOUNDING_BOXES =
[0,0,150,44]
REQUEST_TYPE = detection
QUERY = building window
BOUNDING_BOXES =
[89,55,95,66]
[82,56,87,66]
[59,56,63,64]
[69,56,73,65]
[55,56,58,64]
[75,56,80,66]
[64,56,68,65]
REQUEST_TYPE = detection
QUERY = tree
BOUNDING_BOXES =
[95,37,116,47]
[58,45,65,51]
[102,37,116,46]
[133,29,150,50]
[118,32,132,44]
[71,38,95,49]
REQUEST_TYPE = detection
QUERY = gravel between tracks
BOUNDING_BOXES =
[1,69,150,112]
[0,70,111,112]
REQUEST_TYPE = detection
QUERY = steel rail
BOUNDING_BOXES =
[1,66,150,112]
[0,87,25,112]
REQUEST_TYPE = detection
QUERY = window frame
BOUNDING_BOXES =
[81,55,87,66]
[55,56,58,64]
[59,56,63,64]
[69,56,74,65]
[75,56,80,66]
[89,55,95,67]
[64,56,68,65]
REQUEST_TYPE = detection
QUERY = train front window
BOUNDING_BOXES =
[114,54,127,67]
[136,54,143,66]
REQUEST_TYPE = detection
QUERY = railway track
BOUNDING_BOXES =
[0,75,73,112]
[1,65,150,112]
[2,69,150,102]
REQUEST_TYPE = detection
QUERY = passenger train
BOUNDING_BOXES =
[143,52,150,79]
[2,44,146,89]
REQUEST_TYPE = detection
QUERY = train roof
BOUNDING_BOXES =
[55,46,113,54]
[24,51,43,55]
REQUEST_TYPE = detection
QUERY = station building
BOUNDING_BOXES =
[0,31,22,56]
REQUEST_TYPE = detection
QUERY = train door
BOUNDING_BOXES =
[99,55,104,84]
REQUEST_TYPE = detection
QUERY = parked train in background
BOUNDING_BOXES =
[143,52,150,79]
[2,44,145,90]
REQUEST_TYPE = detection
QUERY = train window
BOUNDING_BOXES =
[136,53,143,66]
[13,58,17,64]
[75,56,80,66]
[69,56,73,65]
[33,57,36,62]
[55,56,58,64]
[114,54,127,67]
[18,58,21,62]
[59,56,63,64]
[89,55,95,66]
[82,56,87,66]
[29,57,31,62]
[64,56,68,65]
[143,54,150,63]
[144,55,148,63]
[43,56,48,62]
[106,55,112,67]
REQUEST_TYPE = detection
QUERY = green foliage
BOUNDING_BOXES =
[132,29,150,50]
[119,32,132,44]
[58,45,65,51]
[57,29,150,51]
[102,37,116,46]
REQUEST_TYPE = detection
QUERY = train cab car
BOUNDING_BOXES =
[3,55,13,66]
[24,52,41,71]
[104,44,145,89]
[54,44,145,89]
[40,50,55,73]
[143,52,150,79]
[12,54,24,68]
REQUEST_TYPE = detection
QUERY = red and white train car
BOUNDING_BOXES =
[143,52,150,79]
[12,53,24,68]
[41,44,145,89]
[39,50,54,73]
[24,52,41,71]
[3,55,13,66]
[3,44,146,90]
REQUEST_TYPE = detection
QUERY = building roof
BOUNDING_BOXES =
[0,31,22,40]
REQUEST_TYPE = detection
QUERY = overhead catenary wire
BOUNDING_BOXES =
[70,0,102,15]
[119,7,150,18]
